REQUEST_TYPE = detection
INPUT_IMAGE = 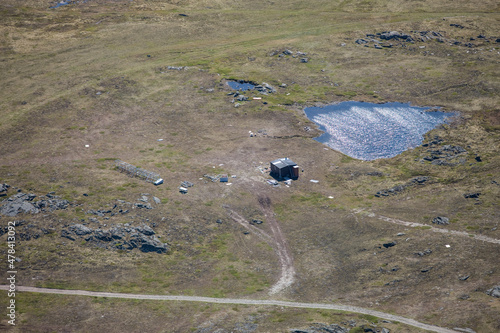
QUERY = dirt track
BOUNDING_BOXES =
[0,285,459,333]
[353,209,500,245]
[226,194,296,295]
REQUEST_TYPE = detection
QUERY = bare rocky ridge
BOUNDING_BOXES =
[61,222,168,253]
[0,184,70,217]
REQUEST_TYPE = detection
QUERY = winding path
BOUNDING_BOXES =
[0,285,458,333]
[353,209,500,245]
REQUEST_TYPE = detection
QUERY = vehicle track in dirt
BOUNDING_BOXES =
[0,285,459,333]
[225,194,296,295]
[353,209,500,245]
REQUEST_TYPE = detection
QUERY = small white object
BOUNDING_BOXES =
[219,164,224,166]
[85,145,89,148]
[310,179,319,183]
[445,245,451,248]
[328,196,334,199]
[226,183,232,186]
[157,139,164,141]
[253,97,262,100]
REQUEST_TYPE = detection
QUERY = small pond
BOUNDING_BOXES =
[50,0,87,8]
[304,101,456,160]
[226,80,255,91]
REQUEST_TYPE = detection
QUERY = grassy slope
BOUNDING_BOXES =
[0,0,499,332]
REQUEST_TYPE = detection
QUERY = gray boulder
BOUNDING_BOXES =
[69,224,93,236]
[486,285,500,298]
[135,224,155,236]
[129,233,167,253]
[0,199,39,216]
[432,216,449,225]
[94,229,113,242]
[0,183,9,194]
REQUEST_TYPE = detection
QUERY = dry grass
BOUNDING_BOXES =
[0,0,499,332]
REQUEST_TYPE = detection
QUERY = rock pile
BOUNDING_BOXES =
[61,223,168,253]
[0,188,70,217]
[269,49,308,60]
[432,216,449,225]
[355,30,500,49]
[375,176,429,197]
[290,323,348,333]
[422,145,467,166]
[486,286,500,298]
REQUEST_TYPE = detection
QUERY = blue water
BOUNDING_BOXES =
[304,101,456,160]
[50,0,87,8]
[227,81,255,91]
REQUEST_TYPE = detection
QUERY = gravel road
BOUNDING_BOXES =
[0,285,459,333]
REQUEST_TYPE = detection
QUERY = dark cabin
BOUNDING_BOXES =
[270,158,299,180]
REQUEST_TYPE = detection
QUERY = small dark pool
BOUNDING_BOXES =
[227,80,255,91]
[304,101,456,160]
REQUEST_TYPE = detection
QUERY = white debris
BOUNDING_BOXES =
[310,179,319,183]
[445,244,451,248]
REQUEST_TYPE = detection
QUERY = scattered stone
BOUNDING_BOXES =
[69,224,93,236]
[459,275,470,281]
[375,176,429,197]
[300,57,309,63]
[463,192,481,199]
[135,202,152,209]
[153,196,161,204]
[383,242,396,248]
[432,216,449,225]
[251,219,263,225]
[415,249,432,256]
[486,286,500,298]
[421,267,432,273]
[0,183,9,196]
[290,323,348,333]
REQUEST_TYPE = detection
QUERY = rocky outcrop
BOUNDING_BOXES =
[0,183,9,196]
[432,216,449,225]
[375,176,429,197]
[61,223,168,254]
[357,30,499,49]
[486,286,500,298]
[0,191,70,217]
[422,145,467,166]
[290,323,348,333]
